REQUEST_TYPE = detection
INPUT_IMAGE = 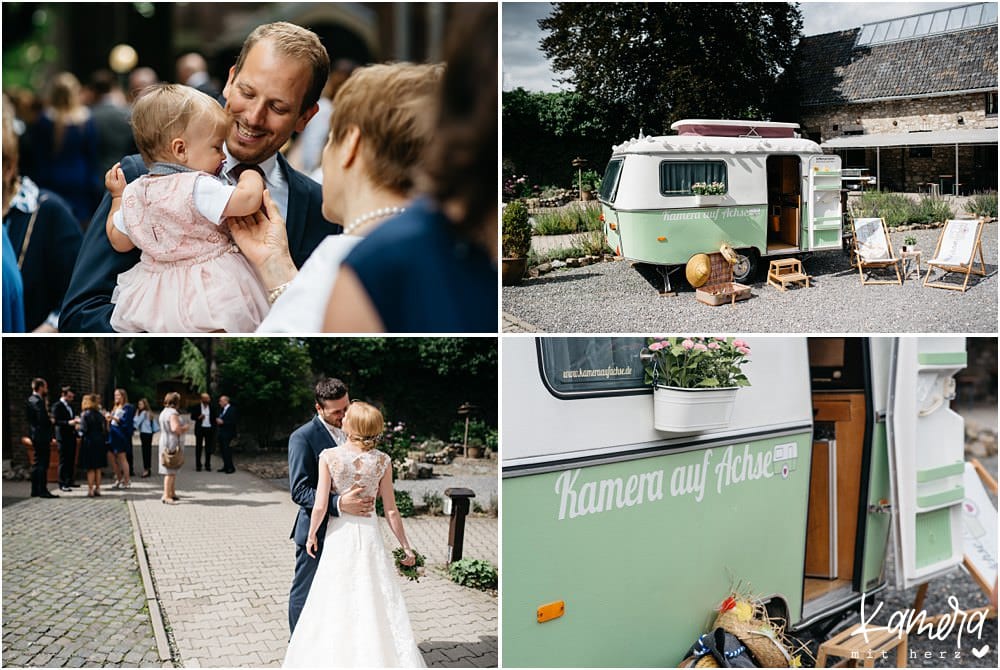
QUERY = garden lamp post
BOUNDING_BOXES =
[572,157,587,201]
[457,401,477,457]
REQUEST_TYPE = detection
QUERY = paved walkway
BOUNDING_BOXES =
[2,461,497,668]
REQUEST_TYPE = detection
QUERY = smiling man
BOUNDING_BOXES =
[60,22,337,332]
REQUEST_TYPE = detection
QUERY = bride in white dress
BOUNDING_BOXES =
[283,402,425,667]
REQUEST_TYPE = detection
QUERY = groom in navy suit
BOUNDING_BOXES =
[286,377,374,633]
[60,21,340,332]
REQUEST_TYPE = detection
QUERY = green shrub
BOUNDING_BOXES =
[376,489,415,517]
[448,558,498,590]
[533,210,579,235]
[965,191,998,218]
[502,200,532,257]
[850,191,952,227]
[422,491,444,515]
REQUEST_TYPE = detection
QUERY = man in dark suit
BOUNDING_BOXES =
[215,395,238,474]
[59,21,340,332]
[52,385,80,491]
[26,377,57,498]
[190,392,218,472]
[286,378,373,633]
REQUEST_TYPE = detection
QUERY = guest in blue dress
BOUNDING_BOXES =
[322,5,497,333]
[107,388,136,489]
[25,73,100,225]
[2,225,25,332]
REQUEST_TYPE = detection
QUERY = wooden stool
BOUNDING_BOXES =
[816,623,908,668]
[767,258,811,291]
[899,249,921,281]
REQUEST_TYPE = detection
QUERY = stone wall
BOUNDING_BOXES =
[801,92,997,138]
[2,339,114,465]
[802,92,998,193]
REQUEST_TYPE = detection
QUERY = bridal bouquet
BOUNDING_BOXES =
[392,547,426,582]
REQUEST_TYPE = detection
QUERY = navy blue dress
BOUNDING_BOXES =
[78,409,108,470]
[108,404,136,455]
[341,198,497,333]
[26,114,101,224]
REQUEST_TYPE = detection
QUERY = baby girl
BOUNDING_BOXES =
[104,83,269,332]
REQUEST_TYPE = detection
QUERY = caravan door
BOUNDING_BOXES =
[886,338,967,590]
[804,155,843,251]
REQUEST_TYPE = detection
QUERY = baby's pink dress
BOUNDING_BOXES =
[110,171,270,332]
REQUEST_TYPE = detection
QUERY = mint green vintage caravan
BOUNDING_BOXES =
[502,336,969,667]
[599,120,843,290]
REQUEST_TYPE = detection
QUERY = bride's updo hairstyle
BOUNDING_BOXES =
[344,401,384,451]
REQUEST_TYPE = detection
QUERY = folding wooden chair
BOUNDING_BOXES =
[923,218,987,292]
[851,217,902,285]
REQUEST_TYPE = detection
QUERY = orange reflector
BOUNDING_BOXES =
[609,223,617,231]
[599,214,605,222]
[537,601,565,623]
[657,236,666,242]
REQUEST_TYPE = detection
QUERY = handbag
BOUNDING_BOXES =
[160,428,184,469]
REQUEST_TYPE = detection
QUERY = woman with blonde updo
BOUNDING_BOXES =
[284,401,424,667]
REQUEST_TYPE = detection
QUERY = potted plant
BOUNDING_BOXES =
[901,235,918,253]
[580,170,602,201]
[641,337,752,432]
[502,199,532,285]
[690,181,727,206]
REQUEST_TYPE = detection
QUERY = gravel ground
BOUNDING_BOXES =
[800,453,998,668]
[503,223,997,333]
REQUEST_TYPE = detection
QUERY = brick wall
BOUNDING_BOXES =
[2,339,114,465]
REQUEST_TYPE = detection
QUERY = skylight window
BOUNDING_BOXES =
[856,2,996,46]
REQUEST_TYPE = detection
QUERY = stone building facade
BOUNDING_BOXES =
[794,6,998,193]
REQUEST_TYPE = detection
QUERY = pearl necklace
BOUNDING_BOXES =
[343,206,406,236]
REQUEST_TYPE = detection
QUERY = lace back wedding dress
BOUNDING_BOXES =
[283,447,426,667]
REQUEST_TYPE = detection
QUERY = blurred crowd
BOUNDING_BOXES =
[4,3,497,334]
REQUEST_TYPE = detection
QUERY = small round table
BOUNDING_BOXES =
[899,249,922,281]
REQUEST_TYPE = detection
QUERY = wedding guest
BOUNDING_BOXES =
[3,94,83,332]
[190,392,217,472]
[128,67,159,104]
[215,395,237,473]
[52,385,80,491]
[79,393,107,497]
[159,392,188,504]
[26,377,57,498]
[61,21,335,332]
[249,62,443,332]
[175,52,220,99]
[26,72,101,224]
[324,5,498,333]
[106,388,135,488]
[134,397,159,478]
[88,69,136,172]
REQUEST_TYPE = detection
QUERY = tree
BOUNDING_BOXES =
[539,3,803,142]
[216,338,314,449]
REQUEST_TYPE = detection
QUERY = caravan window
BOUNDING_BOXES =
[599,159,623,202]
[538,337,649,398]
[659,161,728,196]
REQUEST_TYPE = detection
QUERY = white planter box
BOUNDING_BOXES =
[692,195,725,206]
[653,385,738,432]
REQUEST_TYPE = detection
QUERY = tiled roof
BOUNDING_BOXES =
[796,24,997,106]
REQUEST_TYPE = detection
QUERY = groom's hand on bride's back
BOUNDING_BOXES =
[340,484,375,516]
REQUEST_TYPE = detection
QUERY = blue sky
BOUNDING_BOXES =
[502,1,967,91]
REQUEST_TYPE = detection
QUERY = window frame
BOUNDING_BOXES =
[536,337,651,400]
[657,160,729,198]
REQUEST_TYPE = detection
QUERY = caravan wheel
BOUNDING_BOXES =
[731,248,759,283]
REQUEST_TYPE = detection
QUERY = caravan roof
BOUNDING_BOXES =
[612,134,823,156]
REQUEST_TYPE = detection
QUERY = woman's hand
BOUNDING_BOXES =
[227,189,298,290]
[306,533,319,559]
[399,548,416,567]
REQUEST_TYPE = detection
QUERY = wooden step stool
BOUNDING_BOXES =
[816,623,908,668]
[767,258,811,291]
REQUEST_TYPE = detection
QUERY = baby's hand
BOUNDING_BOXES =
[105,163,126,197]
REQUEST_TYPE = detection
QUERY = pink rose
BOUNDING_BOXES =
[681,339,695,350]
[693,343,708,352]
[733,339,748,348]
[708,342,720,350]
[736,346,750,355]
[648,342,665,351]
